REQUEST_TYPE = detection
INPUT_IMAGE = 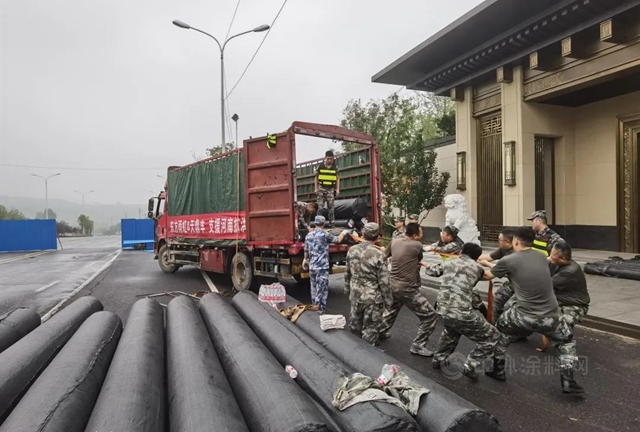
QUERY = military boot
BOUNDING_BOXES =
[484,358,507,381]
[462,364,479,381]
[410,344,434,357]
[561,369,585,394]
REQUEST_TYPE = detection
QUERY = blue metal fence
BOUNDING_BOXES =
[121,219,154,250]
[0,219,57,252]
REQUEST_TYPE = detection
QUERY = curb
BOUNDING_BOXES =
[421,277,640,341]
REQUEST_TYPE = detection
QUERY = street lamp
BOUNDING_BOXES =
[232,113,239,149]
[172,19,270,147]
[31,173,61,219]
[74,189,95,209]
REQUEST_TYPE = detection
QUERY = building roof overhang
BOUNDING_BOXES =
[373,0,640,95]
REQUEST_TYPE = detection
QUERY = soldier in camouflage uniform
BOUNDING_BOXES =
[528,210,564,256]
[483,227,584,394]
[344,222,393,345]
[426,226,465,254]
[392,216,406,239]
[303,215,348,313]
[379,223,438,357]
[432,243,502,381]
[315,151,340,226]
[296,201,319,230]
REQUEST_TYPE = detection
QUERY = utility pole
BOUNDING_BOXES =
[31,173,61,219]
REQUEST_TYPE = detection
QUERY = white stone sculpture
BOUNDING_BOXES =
[444,194,481,245]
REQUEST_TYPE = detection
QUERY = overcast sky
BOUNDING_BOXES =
[1,0,483,205]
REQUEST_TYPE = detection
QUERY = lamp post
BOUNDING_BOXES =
[31,173,61,219]
[74,189,94,209]
[172,19,270,147]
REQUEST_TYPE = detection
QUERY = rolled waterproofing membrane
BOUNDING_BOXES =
[232,292,418,432]
[84,298,165,432]
[199,293,336,432]
[0,296,103,422]
[0,308,40,354]
[167,296,250,432]
[0,311,122,432]
[280,296,501,432]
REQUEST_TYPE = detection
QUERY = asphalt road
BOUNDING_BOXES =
[0,236,120,316]
[2,236,640,431]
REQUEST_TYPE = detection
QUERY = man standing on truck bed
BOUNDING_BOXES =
[315,150,340,227]
[303,215,348,313]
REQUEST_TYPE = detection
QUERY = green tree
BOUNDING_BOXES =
[206,143,236,157]
[339,92,451,227]
[77,214,94,235]
[35,209,57,220]
[0,205,27,220]
[435,110,456,137]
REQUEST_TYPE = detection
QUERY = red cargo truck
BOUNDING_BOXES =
[148,122,382,291]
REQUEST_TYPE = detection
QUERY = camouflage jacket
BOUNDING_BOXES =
[296,201,311,228]
[392,229,405,239]
[436,255,485,317]
[304,228,339,270]
[345,241,392,306]
[431,236,464,254]
[536,226,563,253]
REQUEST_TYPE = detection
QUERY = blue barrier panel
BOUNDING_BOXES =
[0,219,57,252]
[121,219,154,250]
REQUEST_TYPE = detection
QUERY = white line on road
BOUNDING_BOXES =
[200,270,219,293]
[35,280,60,293]
[41,250,121,322]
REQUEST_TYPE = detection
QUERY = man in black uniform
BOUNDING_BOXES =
[315,151,340,227]
[528,210,563,257]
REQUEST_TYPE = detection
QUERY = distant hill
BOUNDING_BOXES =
[0,195,149,232]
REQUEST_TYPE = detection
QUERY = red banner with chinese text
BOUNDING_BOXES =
[167,212,247,239]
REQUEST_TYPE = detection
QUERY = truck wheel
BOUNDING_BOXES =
[158,244,179,274]
[231,252,253,292]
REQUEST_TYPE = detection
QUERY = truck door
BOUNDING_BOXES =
[243,131,296,245]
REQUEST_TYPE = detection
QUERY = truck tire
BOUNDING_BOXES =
[159,244,179,274]
[231,252,253,292]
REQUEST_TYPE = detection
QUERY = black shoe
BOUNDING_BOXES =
[463,365,479,381]
[379,332,391,340]
[561,369,585,394]
[432,359,441,370]
[485,359,507,381]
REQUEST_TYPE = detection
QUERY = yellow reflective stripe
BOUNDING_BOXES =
[532,248,549,257]
[318,174,337,181]
[533,240,547,247]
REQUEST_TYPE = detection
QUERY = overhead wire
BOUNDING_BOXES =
[225,0,289,99]
[225,0,242,41]
[0,163,165,171]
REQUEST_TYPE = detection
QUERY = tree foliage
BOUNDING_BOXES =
[77,214,95,235]
[35,209,57,220]
[0,205,27,220]
[339,92,453,223]
[206,143,236,157]
[56,220,81,236]
[102,222,121,236]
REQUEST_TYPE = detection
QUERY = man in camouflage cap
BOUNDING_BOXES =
[432,242,502,381]
[427,226,465,254]
[392,216,406,239]
[344,222,392,345]
[528,210,563,257]
[408,214,420,224]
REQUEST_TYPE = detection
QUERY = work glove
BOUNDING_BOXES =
[302,258,309,271]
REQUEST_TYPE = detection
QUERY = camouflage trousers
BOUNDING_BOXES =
[435,313,502,369]
[380,285,438,348]
[349,301,385,345]
[310,269,329,311]
[495,305,577,370]
[491,281,514,325]
[560,305,589,327]
[316,188,335,225]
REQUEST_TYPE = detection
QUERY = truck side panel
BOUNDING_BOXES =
[244,131,296,245]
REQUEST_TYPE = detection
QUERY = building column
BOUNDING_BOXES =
[455,86,478,220]
[501,66,535,226]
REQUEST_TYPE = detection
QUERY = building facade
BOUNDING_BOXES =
[374,0,640,251]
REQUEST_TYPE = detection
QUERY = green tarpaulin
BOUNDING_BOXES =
[168,153,245,216]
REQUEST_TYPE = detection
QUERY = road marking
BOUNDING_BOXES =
[0,251,51,265]
[200,270,219,293]
[41,250,121,322]
[35,280,60,293]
